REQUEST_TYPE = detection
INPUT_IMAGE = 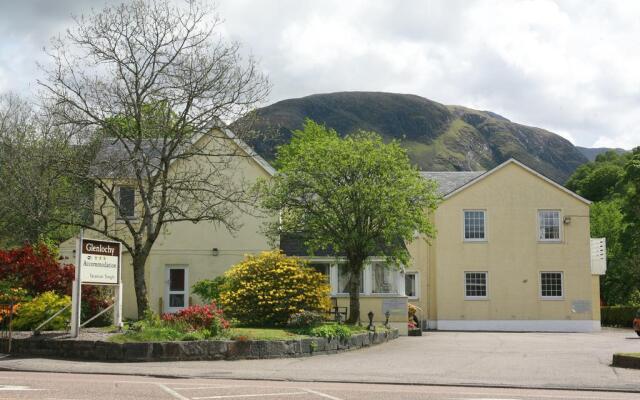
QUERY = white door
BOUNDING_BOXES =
[165,265,188,313]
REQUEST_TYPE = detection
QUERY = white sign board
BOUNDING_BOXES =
[590,237,607,275]
[80,239,121,284]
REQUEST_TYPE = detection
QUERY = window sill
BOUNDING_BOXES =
[464,297,488,301]
[538,240,563,244]
[540,297,564,301]
[116,218,138,223]
[463,239,488,243]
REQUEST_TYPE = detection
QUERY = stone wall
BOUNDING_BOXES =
[1,329,398,362]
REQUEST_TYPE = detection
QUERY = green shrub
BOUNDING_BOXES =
[601,306,638,327]
[628,289,640,307]
[287,310,324,329]
[12,291,71,330]
[308,324,353,341]
[192,276,227,303]
[181,329,213,341]
[219,251,330,326]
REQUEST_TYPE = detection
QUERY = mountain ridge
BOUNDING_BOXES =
[239,91,594,182]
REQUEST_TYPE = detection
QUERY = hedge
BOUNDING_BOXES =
[601,306,638,327]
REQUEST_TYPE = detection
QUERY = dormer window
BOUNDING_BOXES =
[117,186,135,219]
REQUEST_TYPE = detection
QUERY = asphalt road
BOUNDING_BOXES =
[0,371,638,400]
[2,329,639,391]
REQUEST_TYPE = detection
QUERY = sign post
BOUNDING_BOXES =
[70,234,122,337]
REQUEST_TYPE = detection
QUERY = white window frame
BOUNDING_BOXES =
[306,261,331,281]
[463,209,487,242]
[404,271,420,299]
[116,186,136,220]
[328,258,403,297]
[371,261,400,295]
[537,209,562,242]
[334,262,366,295]
[164,265,189,313]
[464,271,488,300]
[539,271,564,300]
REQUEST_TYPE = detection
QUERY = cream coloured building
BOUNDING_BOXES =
[285,159,604,333]
[60,128,276,320]
[62,136,603,333]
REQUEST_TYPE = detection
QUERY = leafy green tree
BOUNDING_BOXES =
[565,148,640,305]
[621,148,640,251]
[259,120,440,324]
[565,150,628,202]
[0,94,87,246]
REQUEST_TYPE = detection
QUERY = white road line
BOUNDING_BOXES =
[193,392,307,399]
[303,388,345,400]
[155,383,191,400]
[171,386,243,390]
[0,385,46,391]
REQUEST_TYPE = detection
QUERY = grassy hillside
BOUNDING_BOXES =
[240,91,589,182]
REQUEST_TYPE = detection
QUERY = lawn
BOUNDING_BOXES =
[227,327,307,340]
[108,323,377,343]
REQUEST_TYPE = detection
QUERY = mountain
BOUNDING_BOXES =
[240,91,589,183]
[575,146,627,162]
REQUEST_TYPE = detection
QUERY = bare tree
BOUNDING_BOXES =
[38,0,270,318]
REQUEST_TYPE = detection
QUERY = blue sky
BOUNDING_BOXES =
[2,0,639,149]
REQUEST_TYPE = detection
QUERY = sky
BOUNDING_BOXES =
[1,0,639,149]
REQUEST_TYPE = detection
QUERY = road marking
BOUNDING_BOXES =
[303,388,345,400]
[172,386,247,390]
[193,392,307,399]
[0,385,45,391]
[155,383,190,400]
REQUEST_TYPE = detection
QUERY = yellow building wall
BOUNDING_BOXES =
[60,131,276,320]
[413,162,599,331]
[333,296,408,335]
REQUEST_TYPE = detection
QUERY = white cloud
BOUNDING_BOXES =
[2,0,640,149]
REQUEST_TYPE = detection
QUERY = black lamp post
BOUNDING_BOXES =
[367,311,374,330]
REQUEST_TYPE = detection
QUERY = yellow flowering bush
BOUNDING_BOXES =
[12,291,71,331]
[219,251,330,326]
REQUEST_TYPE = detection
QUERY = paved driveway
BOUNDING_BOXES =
[1,328,639,391]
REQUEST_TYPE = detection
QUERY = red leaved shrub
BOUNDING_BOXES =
[162,302,229,334]
[0,243,111,322]
[0,243,74,295]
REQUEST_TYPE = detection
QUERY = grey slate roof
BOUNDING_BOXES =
[90,138,165,178]
[420,171,486,196]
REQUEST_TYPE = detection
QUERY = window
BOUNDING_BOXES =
[540,272,563,299]
[118,186,135,219]
[165,266,188,312]
[464,272,487,299]
[372,262,398,294]
[538,210,560,241]
[405,272,418,298]
[337,264,364,294]
[308,262,330,282]
[464,210,486,240]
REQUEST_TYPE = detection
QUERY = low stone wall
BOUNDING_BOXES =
[1,329,398,362]
[612,353,640,369]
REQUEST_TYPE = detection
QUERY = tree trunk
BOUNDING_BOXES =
[132,253,150,319]
[346,258,364,324]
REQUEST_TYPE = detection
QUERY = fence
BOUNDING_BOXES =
[0,302,15,353]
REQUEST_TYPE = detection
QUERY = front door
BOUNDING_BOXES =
[165,265,188,313]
